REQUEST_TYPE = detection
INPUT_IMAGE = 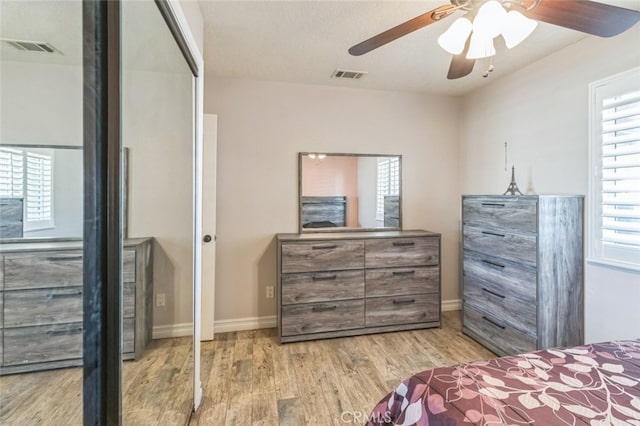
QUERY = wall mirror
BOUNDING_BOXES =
[0,144,128,241]
[299,152,402,233]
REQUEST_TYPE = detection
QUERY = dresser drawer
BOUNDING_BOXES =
[123,318,135,354]
[3,251,83,290]
[463,226,537,267]
[3,322,83,366]
[365,293,439,327]
[463,304,536,355]
[123,282,135,318]
[4,287,83,328]
[281,241,364,273]
[123,249,136,283]
[281,300,364,336]
[365,237,439,268]
[464,274,536,335]
[463,251,536,302]
[366,266,439,297]
[281,270,364,305]
[463,197,537,234]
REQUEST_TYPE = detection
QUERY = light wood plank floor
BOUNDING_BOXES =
[190,311,495,425]
[0,336,194,425]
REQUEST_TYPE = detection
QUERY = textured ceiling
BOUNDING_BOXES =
[200,0,640,96]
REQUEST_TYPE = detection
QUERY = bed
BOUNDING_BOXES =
[367,340,640,425]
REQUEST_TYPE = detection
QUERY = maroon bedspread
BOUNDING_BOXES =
[367,340,640,425]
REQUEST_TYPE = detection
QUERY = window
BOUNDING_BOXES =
[0,147,54,230]
[588,67,640,271]
[376,157,400,221]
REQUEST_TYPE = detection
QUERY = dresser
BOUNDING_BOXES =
[0,198,24,238]
[276,230,441,343]
[462,195,583,356]
[0,237,153,375]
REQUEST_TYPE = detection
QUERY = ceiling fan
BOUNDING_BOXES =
[348,0,640,79]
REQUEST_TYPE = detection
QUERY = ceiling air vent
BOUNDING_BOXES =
[1,38,62,54]
[331,69,367,80]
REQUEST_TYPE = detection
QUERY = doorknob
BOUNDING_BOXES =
[203,235,213,243]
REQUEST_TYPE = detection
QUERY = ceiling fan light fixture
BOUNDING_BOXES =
[473,0,507,39]
[437,17,473,55]
[501,10,538,48]
[466,31,496,59]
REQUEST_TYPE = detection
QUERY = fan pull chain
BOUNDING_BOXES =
[482,58,495,78]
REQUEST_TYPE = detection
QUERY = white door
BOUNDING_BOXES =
[201,114,218,340]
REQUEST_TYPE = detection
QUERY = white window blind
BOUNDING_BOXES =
[376,157,400,221]
[589,67,640,270]
[0,147,54,230]
[0,148,24,197]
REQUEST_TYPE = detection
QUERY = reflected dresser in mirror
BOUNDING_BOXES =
[0,238,153,375]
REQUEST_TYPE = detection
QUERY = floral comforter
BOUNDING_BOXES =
[367,340,640,425]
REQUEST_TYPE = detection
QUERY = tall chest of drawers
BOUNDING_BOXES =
[462,195,584,356]
[0,238,153,375]
[277,230,441,343]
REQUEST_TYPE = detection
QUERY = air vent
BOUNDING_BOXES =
[331,69,367,80]
[1,38,62,54]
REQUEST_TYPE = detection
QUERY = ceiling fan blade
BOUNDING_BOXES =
[348,4,457,56]
[447,36,475,79]
[521,0,640,37]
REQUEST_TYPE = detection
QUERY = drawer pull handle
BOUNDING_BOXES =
[49,291,83,299]
[312,305,337,313]
[481,231,505,238]
[313,274,337,281]
[482,260,505,269]
[482,288,505,299]
[393,270,416,276]
[482,316,506,330]
[46,256,83,262]
[481,203,505,207]
[312,244,337,250]
[392,241,415,247]
[393,298,415,305]
[47,327,83,336]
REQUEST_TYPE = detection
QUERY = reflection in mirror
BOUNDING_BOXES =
[122,0,194,423]
[0,144,129,242]
[0,0,84,423]
[299,153,402,232]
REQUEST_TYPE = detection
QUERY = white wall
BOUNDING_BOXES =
[1,61,83,239]
[123,68,194,328]
[205,77,461,322]
[460,27,640,342]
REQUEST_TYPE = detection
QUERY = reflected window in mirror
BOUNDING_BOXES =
[299,152,402,233]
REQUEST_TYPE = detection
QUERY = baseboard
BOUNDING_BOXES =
[210,300,461,334]
[442,298,461,312]
[214,315,277,333]
[152,322,193,339]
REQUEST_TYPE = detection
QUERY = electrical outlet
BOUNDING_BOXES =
[156,293,166,307]
[266,286,274,299]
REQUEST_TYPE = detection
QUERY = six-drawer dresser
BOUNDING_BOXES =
[0,237,153,375]
[276,230,441,343]
[462,195,584,356]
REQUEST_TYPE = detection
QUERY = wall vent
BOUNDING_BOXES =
[1,39,62,54]
[331,69,367,80]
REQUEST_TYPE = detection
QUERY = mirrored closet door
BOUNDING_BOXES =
[0,1,84,423]
[121,0,196,423]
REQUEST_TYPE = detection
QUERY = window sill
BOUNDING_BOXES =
[586,258,640,274]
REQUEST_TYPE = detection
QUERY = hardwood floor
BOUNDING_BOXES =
[0,311,494,425]
[0,336,194,426]
[190,310,495,425]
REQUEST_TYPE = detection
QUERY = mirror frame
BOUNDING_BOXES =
[298,152,402,233]
[0,143,129,243]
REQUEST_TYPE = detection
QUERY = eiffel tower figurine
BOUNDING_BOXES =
[503,166,523,196]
